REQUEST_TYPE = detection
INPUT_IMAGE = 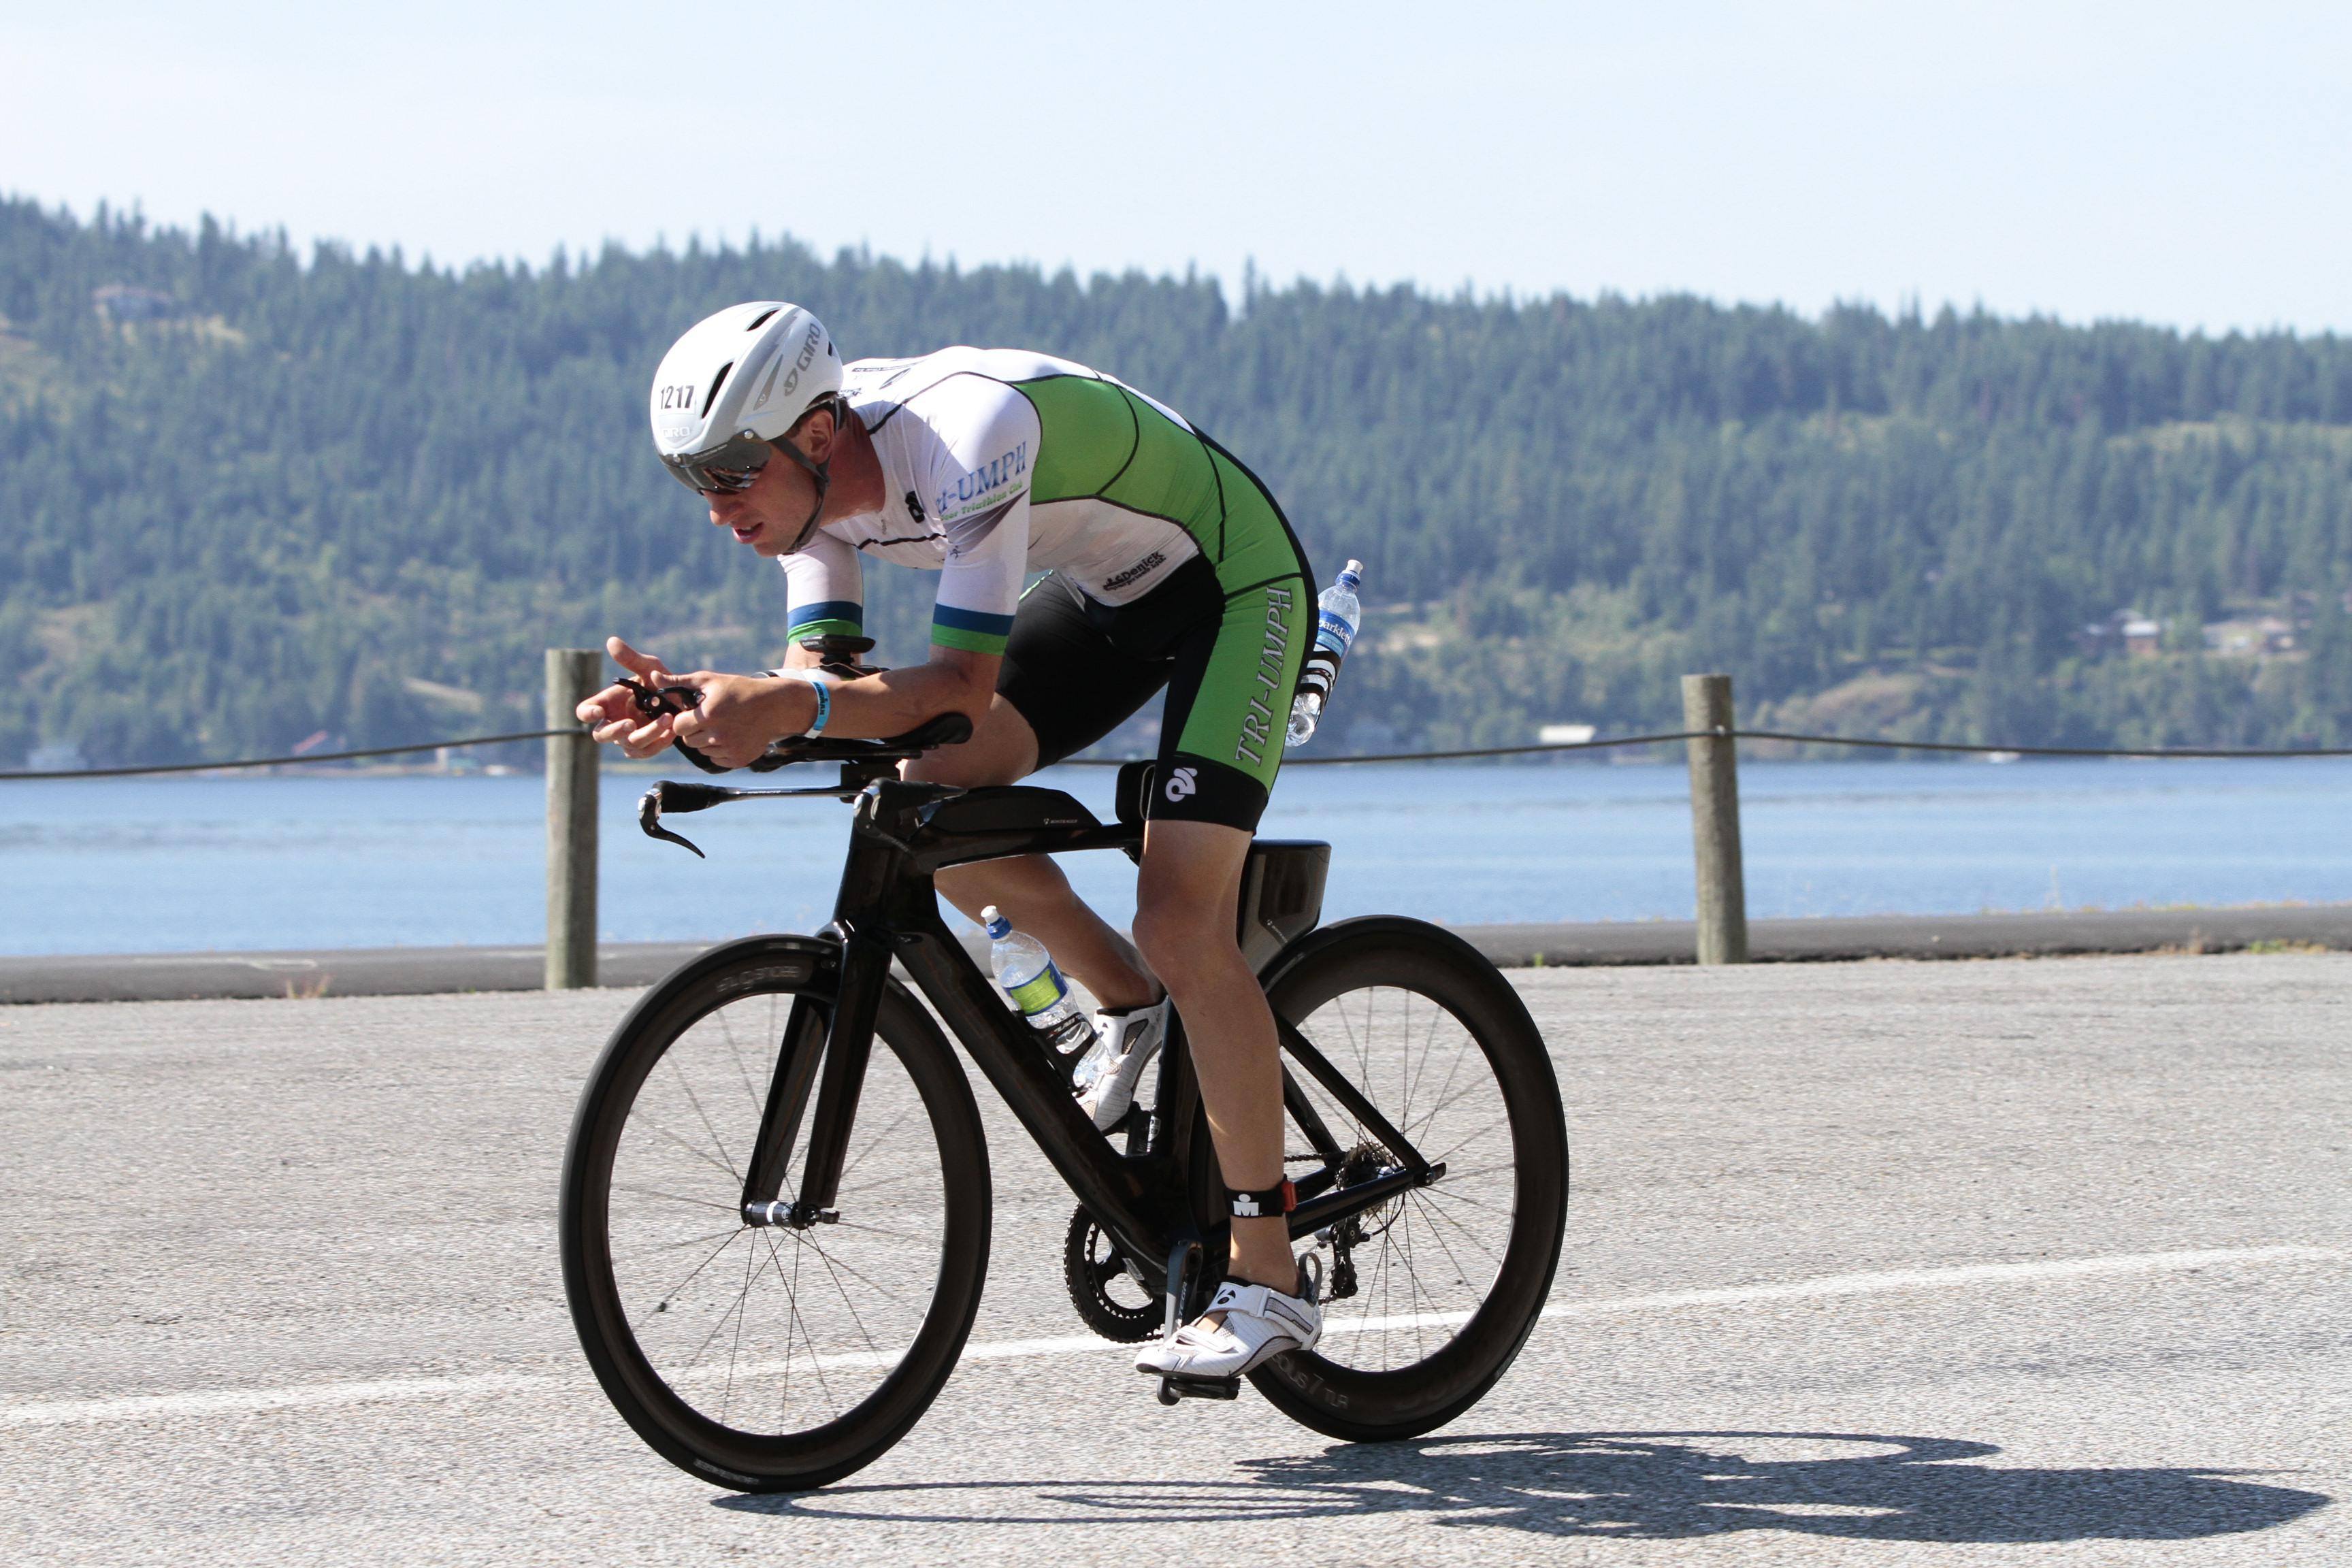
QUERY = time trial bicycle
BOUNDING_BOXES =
[557,709,1569,1492]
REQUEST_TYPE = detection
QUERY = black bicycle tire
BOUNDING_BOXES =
[557,934,992,1492]
[1245,917,1567,1441]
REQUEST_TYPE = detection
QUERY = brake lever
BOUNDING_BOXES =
[635,779,743,858]
[637,788,705,858]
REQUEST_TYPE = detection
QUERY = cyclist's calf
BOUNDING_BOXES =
[1132,820,1290,1224]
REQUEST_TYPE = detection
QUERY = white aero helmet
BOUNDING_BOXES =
[649,302,845,525]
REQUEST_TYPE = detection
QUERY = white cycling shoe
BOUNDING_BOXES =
[1134,1262,1323,1382]
[1075,996,1170,1130]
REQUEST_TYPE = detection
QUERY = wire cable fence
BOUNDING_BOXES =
[0,728,574,782]
[10,658,2350,986]
[7,725,2352,782]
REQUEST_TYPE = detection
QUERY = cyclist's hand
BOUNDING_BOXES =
[580,637,682,760]
[668,671,809,769]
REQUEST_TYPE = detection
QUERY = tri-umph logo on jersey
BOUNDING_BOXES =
[934,442,1029,519]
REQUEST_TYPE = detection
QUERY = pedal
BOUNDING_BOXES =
[1156,1373,1240,1405]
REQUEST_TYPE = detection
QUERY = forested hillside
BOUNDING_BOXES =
[3,196,2349,766]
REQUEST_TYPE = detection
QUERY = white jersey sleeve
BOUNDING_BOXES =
[896,377,1043,656]
[779,529,864,640]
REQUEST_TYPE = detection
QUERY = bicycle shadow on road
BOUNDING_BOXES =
[722,1430,2332,1543]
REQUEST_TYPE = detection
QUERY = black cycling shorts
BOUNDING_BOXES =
[997,552,1309,833]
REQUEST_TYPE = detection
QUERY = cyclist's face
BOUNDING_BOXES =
[704,414,830,556]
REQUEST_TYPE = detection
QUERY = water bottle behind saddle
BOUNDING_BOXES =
[1287,559,1365,748]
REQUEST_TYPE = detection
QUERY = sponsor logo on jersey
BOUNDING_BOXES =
[1164,766,1198,802]
[904,491,926,523]
[935,441,1029,518]
[1236,585,1297,766]
[1102,551,1167,592]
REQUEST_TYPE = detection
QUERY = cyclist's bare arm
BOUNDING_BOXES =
[586,644,994,768]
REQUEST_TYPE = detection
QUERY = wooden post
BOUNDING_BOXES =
[546,648,601,990]
[1681,673,1749,965]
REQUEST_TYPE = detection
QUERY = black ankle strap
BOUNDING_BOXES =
[1226,1180,1296,1219]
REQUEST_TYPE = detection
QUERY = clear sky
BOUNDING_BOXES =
[5,1,2347,332]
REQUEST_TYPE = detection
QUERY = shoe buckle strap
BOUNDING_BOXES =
[1207,1281,1258,1315]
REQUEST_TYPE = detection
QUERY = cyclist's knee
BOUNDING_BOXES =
[902,693,1039,787]
[1131,900,1241,991]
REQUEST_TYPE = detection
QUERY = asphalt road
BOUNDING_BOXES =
[2,953,2346,1565]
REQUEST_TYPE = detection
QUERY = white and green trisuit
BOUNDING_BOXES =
[779,346,1313,829]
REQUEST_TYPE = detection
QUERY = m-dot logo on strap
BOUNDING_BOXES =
[1164,766,1198,802]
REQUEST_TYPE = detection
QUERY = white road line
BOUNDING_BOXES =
[2,1243,2333,1431]
[1538,1243,2341,1317]
[0,1373,553,1429]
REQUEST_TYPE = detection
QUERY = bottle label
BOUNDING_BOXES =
[1008,964,1066,1016]
[1316,610,1355,654]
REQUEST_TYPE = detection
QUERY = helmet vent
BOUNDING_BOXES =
[698,361,734,420]
[745,307,780,331]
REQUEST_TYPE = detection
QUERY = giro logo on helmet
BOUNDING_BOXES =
[1164,767,1198,802]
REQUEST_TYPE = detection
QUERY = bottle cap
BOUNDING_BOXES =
[1338,559,1363,588]
[981,905,1011,939]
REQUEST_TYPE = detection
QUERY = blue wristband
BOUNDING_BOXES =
[787,670,831,737]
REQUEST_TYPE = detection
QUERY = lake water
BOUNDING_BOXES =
[3,757,2349,956]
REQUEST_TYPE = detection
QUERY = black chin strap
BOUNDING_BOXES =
[765,397,848,555]
[766,436,829,555]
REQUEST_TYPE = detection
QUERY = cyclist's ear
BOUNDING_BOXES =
[785,402,838,463]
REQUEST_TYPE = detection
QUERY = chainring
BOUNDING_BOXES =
[1061,1207,1161,1343]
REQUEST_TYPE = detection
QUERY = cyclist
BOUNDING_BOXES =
[578,301,1324,1384]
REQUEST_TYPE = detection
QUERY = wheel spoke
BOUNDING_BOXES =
[632,1114,741,1186]
[1406,1188,1488,1293]
[674,1243,758,1375]
[760,1228,842,1422]
[613,1224,745,1264]
[721,1235,759,1420]
[665,1051,743,1183]
[835,1107,913,1183]
[1409,1190,1512,1266]
[612,1181,736,1213]
[799,1232,884,1356]
[630,1226,747,1336]
[1425,1107,1516,1169]
[1409,1072,1506,1147]
[713,1002,767,1119]
[791,1231,924,1313]
[1404,1028,1478,1145]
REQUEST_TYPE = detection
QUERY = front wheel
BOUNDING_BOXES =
[558,936,992,1492]
[1250,917,1569,1441]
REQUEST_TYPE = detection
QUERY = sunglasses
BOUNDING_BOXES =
[661,431,777,495]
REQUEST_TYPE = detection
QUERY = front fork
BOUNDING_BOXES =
[739,931,887,1229]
